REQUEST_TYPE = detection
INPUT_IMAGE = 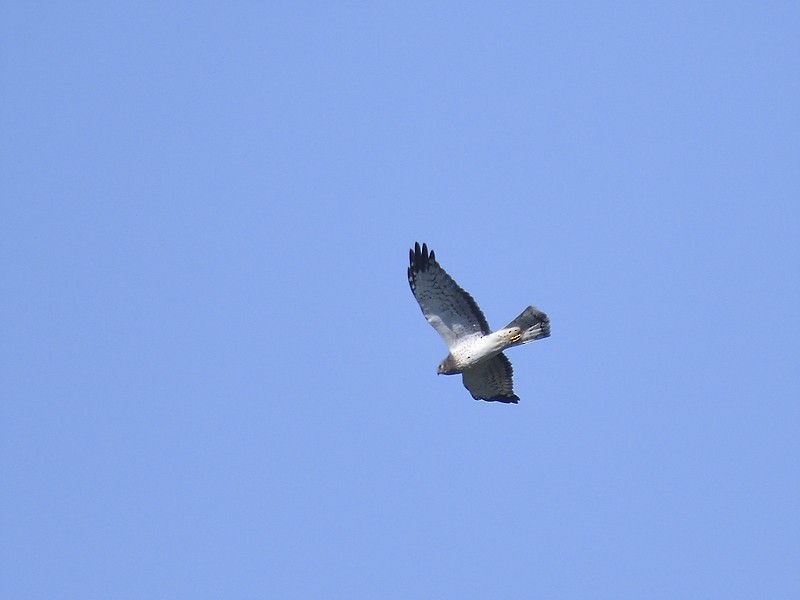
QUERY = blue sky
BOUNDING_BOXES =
[2,3,799,598]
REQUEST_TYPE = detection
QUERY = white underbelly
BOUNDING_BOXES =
[451,332,507,369]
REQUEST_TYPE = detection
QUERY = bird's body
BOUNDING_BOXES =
[439,331,511,373]
[438,312,542,372]
[408,242,550,403]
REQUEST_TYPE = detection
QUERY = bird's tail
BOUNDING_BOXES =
[502,306,551,346]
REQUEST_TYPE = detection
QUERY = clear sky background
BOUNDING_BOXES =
[2,3,799,598]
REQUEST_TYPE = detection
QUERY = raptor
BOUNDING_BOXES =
[408,242,550,403]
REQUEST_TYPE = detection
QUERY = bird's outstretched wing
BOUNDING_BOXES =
[408,242,490,348]
[461,353,519,403]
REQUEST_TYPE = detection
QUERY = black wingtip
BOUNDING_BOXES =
[474,394,520,404]
[409,242,434,273]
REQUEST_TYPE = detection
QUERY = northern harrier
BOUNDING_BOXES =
[408,242,550,404]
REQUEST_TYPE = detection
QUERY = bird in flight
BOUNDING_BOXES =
[408,242,550,404]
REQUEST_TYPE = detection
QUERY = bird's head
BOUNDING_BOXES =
[437,355,458,375]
